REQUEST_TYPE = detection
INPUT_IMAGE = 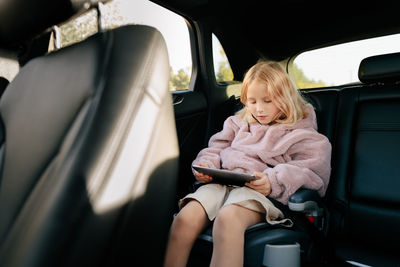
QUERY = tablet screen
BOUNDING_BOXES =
[192,165,256,186]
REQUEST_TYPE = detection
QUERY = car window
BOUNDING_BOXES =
[51,0,193,92]
[56,9,98,49]
[291,33,400,89]
[212,34,234,83]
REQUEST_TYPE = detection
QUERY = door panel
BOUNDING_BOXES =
[172,90,208,200]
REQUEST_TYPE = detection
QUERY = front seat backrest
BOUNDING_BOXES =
[0,24,179,267]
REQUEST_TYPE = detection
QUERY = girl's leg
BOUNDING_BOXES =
[163,200,209,267]
[210,204,263,267]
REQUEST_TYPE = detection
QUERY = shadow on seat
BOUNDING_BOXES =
[0,1,179,266]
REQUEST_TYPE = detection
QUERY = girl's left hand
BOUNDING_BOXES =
[245,172,271,196]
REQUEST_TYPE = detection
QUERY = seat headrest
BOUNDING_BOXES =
[358,52,400,84]
[0,0,107,48]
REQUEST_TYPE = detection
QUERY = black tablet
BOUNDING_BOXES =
[192,165,257,186]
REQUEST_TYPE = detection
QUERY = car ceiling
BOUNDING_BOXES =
[151,0,400,63]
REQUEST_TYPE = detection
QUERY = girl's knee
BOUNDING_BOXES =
[174,200,207,231]
[213,205,246,235]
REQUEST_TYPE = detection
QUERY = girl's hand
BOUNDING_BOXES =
[193,163,213,183]
[245,171,271,196]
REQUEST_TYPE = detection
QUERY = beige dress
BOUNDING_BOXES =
[179,183,293,226]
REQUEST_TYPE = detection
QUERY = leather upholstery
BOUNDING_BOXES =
[330,85,400,265]
[0,25,179,267]
[301,89,339,142]
[328,53,400,265]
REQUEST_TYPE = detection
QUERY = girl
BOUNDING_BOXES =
[163,61,331,267]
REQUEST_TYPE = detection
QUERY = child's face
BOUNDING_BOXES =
[246,80,280,125]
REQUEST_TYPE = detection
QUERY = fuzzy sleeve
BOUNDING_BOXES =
[192,116,238,169]
[264,131,332,205]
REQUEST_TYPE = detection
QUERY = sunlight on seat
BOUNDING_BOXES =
[88,95,158,214]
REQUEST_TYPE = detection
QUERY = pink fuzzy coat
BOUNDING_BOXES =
[192,105,332,204]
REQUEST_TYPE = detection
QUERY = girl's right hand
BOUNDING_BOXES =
[193,163,213,183]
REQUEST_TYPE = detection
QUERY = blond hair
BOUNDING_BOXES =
[237,61,308,125]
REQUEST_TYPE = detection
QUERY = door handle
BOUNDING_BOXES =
[173,94,184,105]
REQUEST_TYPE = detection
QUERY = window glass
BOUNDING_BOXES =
[212,34,234,83]
[292,33,400,89]
[52,0,193,91]
[58,9,98,48]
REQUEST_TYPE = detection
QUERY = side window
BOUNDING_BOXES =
[51,0,193,92]
[212,34,234,83]
[291,33,400,89]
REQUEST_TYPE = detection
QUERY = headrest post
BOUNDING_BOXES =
[96,2,105,33]
[52,26,62,50]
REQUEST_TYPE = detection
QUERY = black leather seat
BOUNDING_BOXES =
[0,1,179,266]
[301,88,339,143]
[326,52,400,267]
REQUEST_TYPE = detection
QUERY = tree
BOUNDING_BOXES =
[216,61,234,82]
[169,68,190,91]
[215,48,234,82]
[59,10,98,48]
[57,2,131,49]
[292,63,326,89]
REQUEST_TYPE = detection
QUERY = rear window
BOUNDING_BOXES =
[291,33,400,89]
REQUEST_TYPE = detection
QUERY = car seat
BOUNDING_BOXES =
[0,0,179,266]
[325,52,400,267]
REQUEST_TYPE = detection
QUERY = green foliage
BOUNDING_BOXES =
[215,48,234,83]
[58,2,132,48]
[169,68,190,91]
[216,61,234,82]
[292,63,326,89]
[169,46,234,90]
[59,10,98,48]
